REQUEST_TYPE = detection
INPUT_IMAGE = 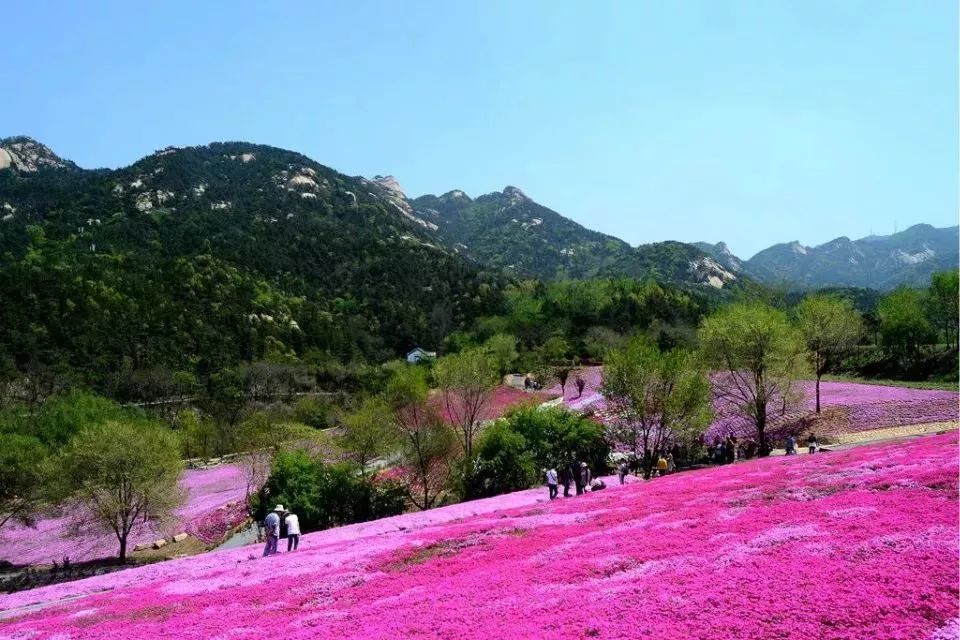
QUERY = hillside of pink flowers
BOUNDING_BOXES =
[548,366,958,442]
[0,464,249,566]
[2,432,956,639]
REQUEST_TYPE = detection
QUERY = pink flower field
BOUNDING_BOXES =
[2,432,957,639]
[548,366,958,442]
[0,464,249,566]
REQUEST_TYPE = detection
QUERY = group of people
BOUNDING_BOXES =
[262,504,301,557]
[710,435,759,463]
[544,461,606,499]
[785,434,820,455]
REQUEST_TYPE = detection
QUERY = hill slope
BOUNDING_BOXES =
[0,137,505,383]
[411,186,740,287]
[2,432,956,639]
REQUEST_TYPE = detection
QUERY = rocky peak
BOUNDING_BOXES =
[0,136,72,172]
[502,186,527,203]
[371,175,406,199]
[439,189,471,202]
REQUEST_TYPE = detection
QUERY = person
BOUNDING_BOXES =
[576,462,589,495]
[785,435,797,456]
[262,504,283,557]
[559,465,572,497]
[655,455,668,477]
[666,452,675,474]
[589,478,606,492]
[808,435,819,455]
[745,439,757,459]
[545,467,559,500]
[284,510,301,551]
[617,461,628,485]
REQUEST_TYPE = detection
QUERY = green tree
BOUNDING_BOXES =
[502,406,609,473]
[484,333,518,377]
[0,433,48,530]
[58,420,184,562]
[698,303,804,455]
[258,450,406,532]
[796,295,863,412]
[926,270,959,349]
[461,422,536,499]
[602,338,712,475]
[433,349,498,460]
[383,365,456,510]
[337,397,396,476]
[878,287,936,361]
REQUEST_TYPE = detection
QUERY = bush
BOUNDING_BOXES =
[256,450,406,533]
[502,406,610,474]
[458,422,536,500]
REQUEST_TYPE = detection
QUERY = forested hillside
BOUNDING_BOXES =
[0,138,505,393]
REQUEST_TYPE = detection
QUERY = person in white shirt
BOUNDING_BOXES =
[545,468,558,500]
[284,511,301,551]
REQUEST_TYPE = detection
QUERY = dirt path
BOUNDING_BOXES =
[836,421,959,445]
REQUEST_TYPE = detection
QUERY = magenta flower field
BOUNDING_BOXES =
[549,366,958,442]
[0,464,249,566]
[2,432,957,639]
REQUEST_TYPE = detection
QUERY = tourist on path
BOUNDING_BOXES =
[655,455,668,477]
[666,452,676,474]
[617,461,628,485]
[786,435,797,456]
[285,511,301,551]
[559,465,572,497]
[263,505,283,557]
[545,467,559,500]
[808,435,819,455]
[575,462,589,495]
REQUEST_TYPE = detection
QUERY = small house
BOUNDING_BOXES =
[406,347,437,364]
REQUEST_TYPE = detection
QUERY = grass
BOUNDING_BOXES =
[816,374,959,392]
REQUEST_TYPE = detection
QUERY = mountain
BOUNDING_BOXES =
[702,225,958,290]
[411,186,740,288]
[0,137,505,386]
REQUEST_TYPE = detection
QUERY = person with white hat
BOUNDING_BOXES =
[262,504,284,557]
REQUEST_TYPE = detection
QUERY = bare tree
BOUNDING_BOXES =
[433,349,497,460]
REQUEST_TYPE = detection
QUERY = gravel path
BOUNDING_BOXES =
[836,420,959,444]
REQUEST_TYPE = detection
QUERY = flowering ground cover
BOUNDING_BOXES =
[706,380,959,443]
[2,432,956,639]
[547,367,958,443]
[0,464,249,566]
[432,385,557,425]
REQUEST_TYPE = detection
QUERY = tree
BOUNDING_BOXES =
[878,288,936,362]
[383,366,456,510]
[0,433,48,531]
[337,397,395,476]
[602,338,712,475]
[502,406,609,474]
[698,303,805,456]
[555,366,572,397]
[926,270,959,350]
[796,295,863,412]
[484,333,518,377]
[433,349,497,460]
[461,422,536,499]
[257,450,405,533]
[575,375,586,398]
[58,420,184,562]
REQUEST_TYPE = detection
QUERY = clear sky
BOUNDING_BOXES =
[3,1,956,257]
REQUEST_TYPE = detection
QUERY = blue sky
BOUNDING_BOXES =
[3,1,956,257]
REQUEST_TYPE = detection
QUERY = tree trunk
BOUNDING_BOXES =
[815,373,821,414]
[757,412,768,457]
[119,536,128,564]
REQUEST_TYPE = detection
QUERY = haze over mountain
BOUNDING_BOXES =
[696,225,959,290]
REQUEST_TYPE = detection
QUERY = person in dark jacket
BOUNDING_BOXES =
[574,461,586,495]
[559,465,572,497]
